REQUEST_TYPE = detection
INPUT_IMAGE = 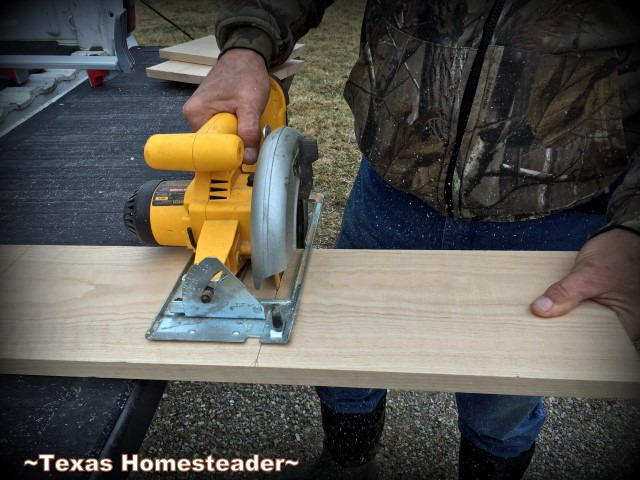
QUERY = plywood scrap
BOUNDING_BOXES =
[148,35,306,84]
[159,35,307,66]
[146,58,305,85]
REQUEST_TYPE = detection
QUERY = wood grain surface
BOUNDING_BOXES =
[0,245,638,399]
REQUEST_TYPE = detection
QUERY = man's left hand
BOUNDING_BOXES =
[530,228,640,341]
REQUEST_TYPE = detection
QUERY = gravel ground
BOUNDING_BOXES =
[131,382,640,480]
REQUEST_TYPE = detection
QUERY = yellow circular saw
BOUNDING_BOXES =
[123,77,322,343]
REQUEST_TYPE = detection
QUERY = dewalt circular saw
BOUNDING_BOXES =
[123,77,322,344]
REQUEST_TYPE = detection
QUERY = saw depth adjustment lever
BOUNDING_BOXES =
[124,77,323,343]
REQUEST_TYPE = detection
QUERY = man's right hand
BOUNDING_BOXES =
[182,48,271,164]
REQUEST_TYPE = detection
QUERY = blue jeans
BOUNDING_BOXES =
[316,159,607,458]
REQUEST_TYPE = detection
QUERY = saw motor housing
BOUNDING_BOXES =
[125,77,289,274]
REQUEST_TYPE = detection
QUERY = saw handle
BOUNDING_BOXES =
[198,111,238,135]
[145,77,286,172]
[144,113,243,172]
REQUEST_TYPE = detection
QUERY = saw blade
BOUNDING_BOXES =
[251,126,307,290]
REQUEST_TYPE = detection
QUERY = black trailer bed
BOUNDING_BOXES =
[0,47,195,479]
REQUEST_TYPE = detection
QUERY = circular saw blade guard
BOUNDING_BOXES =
[251,126,314,289]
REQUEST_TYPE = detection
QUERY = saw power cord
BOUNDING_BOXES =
[138,0,195,40]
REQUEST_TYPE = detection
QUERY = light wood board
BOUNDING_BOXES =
[146,58,305,85]
[0,245,639,399]
[159,36,307,66]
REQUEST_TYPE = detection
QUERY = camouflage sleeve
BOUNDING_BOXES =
[215,0,334,67]
[604,144,640,236]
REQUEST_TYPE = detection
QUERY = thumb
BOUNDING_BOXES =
[530,272,595,318]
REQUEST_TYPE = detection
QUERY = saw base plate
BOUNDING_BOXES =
[145,193,323,344]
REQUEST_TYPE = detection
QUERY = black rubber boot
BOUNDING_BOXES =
[458,436,535,480]
[277,395,386,480]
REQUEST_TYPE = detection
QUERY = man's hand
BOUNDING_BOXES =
[531,228,640,341]
[182,48,271,164]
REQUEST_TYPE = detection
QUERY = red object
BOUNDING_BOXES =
[87,69,109,87]
[0,68,26,85]
[124,0,136,33]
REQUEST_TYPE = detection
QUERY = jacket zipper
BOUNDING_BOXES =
[444,0,505,217]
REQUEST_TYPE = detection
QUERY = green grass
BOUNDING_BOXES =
[134,0,217,46]
[134,0,366,247]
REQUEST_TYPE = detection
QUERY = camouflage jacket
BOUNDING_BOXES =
[216,0,640,234]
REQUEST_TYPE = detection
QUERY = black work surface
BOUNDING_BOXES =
[0,46,193,245]
[0,47,195,479]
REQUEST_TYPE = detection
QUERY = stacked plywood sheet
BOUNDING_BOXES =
[146,35,306,84]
